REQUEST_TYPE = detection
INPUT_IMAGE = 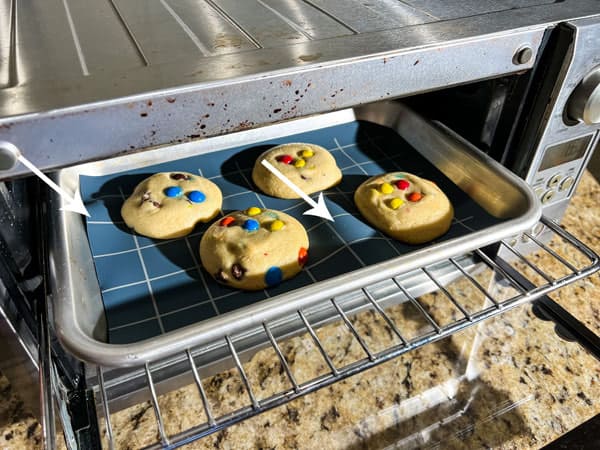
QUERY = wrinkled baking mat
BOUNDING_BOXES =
[80,121,502,343]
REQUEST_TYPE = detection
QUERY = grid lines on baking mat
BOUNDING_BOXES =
[80,121,502,344]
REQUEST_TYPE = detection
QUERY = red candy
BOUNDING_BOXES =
[396,179,410,190]
[407,192,423,202]
[298,247,308,266]
[220,216,235,227]
[278,154,293,164]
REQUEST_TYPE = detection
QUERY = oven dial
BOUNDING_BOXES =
[559,176,575,192]
[534,186,545,199]
[541,189,555,204]
[567,66,600,124]
[547,173,562,188]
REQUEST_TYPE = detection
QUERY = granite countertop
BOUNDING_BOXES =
[1,171,599,450]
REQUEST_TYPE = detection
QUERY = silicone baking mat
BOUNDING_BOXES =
[80,121,502,344]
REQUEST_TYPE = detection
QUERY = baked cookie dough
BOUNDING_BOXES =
[252,143,342,199]
[200,207,309,290]
[354,172,453,244]
[121,172,222,239]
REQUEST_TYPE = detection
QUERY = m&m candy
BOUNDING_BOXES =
[270,220,284,231]
[407,192,423,202]
[164,186,183,197]
[390,198,404,210]
[380,182,393,194]
[220,216,235,227]
[278,155,293,164]
[396,180,410,190]
[243,219,260,231]
[298,247,308,266]
[294,159,306,168]
[247,206,261,216]
[265,266,283,286]
[301,148,314,158]
[187,190,206,203]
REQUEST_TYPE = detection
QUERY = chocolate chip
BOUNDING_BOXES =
[170,173,190,180]
[231,263,246,280]
[300,175,309,180]
[215,270,228,283]
[152,201,162,208]
[26,423,38,439]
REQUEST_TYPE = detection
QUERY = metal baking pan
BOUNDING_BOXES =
[49,102,541,367]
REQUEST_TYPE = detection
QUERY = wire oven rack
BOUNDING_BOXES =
[86,216,599,449]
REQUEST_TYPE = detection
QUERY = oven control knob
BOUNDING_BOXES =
[541,189,556,204]
[559,176,575,192]
[547,173,562,188]
[567,66,600,124]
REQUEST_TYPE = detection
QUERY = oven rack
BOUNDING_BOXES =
[87,216,598,450]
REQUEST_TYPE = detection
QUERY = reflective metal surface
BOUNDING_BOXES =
[1,1,599,178]
[92,217,599,448]
[49,103,541,367]
[567,65,600,125]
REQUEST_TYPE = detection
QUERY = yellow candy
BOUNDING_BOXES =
[380,182,394,194]
[294,158,306,168]
[301,148,314,158]
[247,206,261,216]
[390,198,404,210]
[270,220,284,231]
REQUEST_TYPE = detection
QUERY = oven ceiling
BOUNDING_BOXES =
[0,0,598,177]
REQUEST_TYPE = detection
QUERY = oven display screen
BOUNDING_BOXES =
[538,135,591,171]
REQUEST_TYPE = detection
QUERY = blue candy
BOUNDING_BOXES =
[187,190,206,203]
[265,266,283,287]
[243,219,260,231]
[164,186,183,197]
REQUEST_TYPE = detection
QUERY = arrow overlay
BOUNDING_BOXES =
[0,142,90,217]
[261,159,334,222]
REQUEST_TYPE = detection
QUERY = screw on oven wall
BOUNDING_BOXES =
[513,46,533,65]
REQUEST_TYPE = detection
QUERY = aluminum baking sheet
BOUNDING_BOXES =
[51,103,541,366]
[81,119,502,344]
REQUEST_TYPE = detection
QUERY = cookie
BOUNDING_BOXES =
[200,207,309,290]
[252,143,342,199]
[354,172,453,244]
[121,172,222,239]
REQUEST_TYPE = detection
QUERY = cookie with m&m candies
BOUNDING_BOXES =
[121,172,222,239]
[200,207,309,290]
[354,172,453,244]
[252,143,342,199]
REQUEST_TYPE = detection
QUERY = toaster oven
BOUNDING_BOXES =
[0,1,599,448]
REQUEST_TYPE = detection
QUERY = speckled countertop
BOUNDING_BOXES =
[1,171,599,450]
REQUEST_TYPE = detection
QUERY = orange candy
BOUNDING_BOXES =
[298,247,308,266]
[220,216,235,227]
[407,192,422,202]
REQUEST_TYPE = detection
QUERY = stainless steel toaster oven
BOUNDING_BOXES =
[0,1,599,448]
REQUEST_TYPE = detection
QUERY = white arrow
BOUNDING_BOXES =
[1,142,90,217]
[261,159,334,222]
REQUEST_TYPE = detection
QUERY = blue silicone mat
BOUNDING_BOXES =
[80,121,502,344]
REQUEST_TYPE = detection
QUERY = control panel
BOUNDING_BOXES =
[506,17,600,251]
[530,134,596,206]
